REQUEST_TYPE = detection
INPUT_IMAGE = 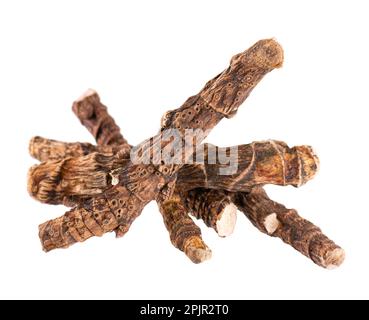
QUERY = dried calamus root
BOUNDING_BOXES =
[233,187,345,269]
[27,38,344,268]
[157,191,212,263]
[30,38,284,252]
[28,140,319,205]
[183,189,237,237]
[72,89,129,148]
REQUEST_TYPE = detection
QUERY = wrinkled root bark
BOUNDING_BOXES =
[233,187,345,269]
[27,38,344,268]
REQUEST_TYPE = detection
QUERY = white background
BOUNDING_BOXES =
[0,0,368,299]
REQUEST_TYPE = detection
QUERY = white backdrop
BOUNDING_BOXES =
[0,0,368,299]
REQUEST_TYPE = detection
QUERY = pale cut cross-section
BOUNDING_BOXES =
[216,203,238,237]
[76,88,96,102]
[324,248,346,270]
[264,213,280,234]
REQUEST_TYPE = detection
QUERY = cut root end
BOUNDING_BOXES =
[76,88,97,102]
[186,247,212,264]
[184,237,212,264]
[216,203,237,237]
[323,248,346,270]
[263,213,280,234]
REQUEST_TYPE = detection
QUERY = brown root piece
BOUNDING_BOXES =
[233,187,345,269]
[32,39,283,252]
[183,189,237,237]
[40,163,167,252]
[178,141,319,191]
[28,140,318,206]
[29,136,100,162]
[26,38,345,269]
[157,191,211,263]
[38,179,162,251]
[69,90,231,243]
[159,39,283,130]
[27,152,127,206]
[72,89,130,148]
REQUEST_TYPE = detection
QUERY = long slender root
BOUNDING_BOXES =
[233,187,345,269]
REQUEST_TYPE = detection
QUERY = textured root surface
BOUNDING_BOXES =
[28,153,116,205]
[39,186,148,251]
[177,141,319,192]
[72,89,129,146]
[158,194,211,263]
[26,39,343,269]
[184,189,237,237]
[233,187,345,269]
